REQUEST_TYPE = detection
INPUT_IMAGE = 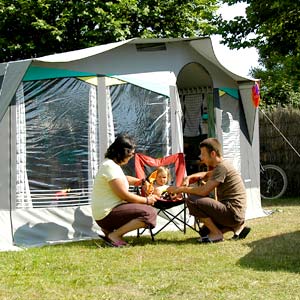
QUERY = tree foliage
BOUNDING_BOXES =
[0,0,219,62]
[217,0,300,108]
[218,0,299,56]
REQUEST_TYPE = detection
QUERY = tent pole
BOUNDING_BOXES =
[97,77,109,161]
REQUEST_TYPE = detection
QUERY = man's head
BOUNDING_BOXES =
[199,138,222,167]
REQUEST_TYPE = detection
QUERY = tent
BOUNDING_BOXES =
[0,37,265,250]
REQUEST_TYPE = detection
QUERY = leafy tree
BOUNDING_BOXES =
[217,0,300,108]
[217,0,299,57]
[0,0,219,62]
[250,55,300,108]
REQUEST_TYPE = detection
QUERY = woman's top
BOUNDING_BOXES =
[91,158,128,220]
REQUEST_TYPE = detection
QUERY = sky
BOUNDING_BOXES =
[211,3,259,78]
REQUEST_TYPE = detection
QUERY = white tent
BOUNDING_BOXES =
[0,37,265,250]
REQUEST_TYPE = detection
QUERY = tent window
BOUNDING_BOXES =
[0,75,3,89]
[135,43,166,51]
[108,83,171,175]
[16,78,96,208]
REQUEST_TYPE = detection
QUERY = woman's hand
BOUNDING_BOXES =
[145,194,159,205]
[141,180,154,196]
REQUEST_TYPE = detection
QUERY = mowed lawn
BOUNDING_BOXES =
[0,197,299,300]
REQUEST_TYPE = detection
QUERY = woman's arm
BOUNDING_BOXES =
[109,178,158,205]
[126,175,154,195]
[126,175,142,186]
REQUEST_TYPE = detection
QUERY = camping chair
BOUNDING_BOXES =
[134,152,199,240]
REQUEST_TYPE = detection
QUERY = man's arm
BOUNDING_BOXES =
[167,179,219,197]
[181,171,213,186]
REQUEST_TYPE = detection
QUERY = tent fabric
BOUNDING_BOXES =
[16,83,32,208]
[12,206,99,247]
[170,86,184,154]
[188,38,254,83]
[239,83,259,143]
[219,87,239,100]
[24,68,174,97]
[23,66,96,81]
[34,37,252,83]
[80,72,176,97]
[36,39,133,63]
[0,60,31,122]
[218,92,242,172]
[114,72,176,97]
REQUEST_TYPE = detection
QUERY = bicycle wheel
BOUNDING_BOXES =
[260,164,288,200]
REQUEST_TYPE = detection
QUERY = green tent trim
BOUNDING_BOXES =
[23,66,96,81]
[219,87,239,100]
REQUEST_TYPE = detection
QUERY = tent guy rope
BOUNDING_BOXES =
[260,109,300,158]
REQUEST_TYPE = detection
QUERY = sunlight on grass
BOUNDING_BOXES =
[0,197,299,300]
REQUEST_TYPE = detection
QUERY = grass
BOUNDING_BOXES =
[1,197,300,300]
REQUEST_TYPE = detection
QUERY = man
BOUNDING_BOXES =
[167,138,250,243]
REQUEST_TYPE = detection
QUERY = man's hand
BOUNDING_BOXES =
[181,176,190,186]
[166,186,180,194]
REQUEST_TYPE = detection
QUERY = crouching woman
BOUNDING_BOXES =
[91,134,158,247]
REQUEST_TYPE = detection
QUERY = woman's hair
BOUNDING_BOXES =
[200,138,222,157]
[105,133,136,163]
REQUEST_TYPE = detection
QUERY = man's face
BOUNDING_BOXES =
[200,147,213,166]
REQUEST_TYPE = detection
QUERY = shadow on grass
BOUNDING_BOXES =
[239,231,300,273]
[56,234,200,249]
[261,197,300,207]
[96,235,200,248]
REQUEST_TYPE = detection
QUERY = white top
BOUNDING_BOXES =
[91,158,128,220]
[153,183,169,197]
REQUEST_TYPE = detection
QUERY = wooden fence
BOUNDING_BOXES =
[259,108,300,197]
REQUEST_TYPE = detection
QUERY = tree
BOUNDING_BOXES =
[0,0,219,62]
[217,0,300,108]
[217,0,299,57]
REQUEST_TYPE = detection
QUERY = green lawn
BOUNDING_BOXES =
[1,198,300,300]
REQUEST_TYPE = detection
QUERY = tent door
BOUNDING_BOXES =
[178,90,209,174]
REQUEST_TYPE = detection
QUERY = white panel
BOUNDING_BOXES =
[170,85,183,154]
[15,83,32,208]
[12,206,100,247]
[97,77,115,161]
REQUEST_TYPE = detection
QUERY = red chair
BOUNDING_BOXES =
[135,152,199,240]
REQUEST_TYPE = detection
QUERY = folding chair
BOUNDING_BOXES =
[135,152,199,240]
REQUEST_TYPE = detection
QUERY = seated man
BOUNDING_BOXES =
[167,138,250,243]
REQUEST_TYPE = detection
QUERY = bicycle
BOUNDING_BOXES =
[260,163,288,200]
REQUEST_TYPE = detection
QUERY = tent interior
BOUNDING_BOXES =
[177,62,213,174]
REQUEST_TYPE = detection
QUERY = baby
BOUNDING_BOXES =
[152,166,171,197]
[145,167,182,201]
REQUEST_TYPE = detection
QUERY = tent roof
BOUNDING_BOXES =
[33,37,253,83]
[1,37,256,126]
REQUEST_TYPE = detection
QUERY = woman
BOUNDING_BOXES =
[91,134,158,247]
